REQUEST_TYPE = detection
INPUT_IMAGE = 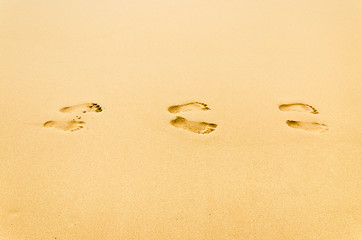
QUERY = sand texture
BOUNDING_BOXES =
[0,1,361,239]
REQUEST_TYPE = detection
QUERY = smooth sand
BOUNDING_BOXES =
[0,1,361,239]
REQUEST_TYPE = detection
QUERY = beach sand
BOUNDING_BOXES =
[0,0,361,239]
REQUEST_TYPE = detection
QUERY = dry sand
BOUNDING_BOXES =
[0,0,361,239]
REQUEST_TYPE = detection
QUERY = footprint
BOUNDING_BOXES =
[43,120,86,132]
[279,103,319,114]
[60,103,102,114]
[170,116,217,134]
[168,102,210,114]
[286,120,328,133]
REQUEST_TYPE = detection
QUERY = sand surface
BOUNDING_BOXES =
[0,0,361,239]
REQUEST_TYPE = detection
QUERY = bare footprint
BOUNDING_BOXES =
[170,116,217,134]
[43,120,86,132]
[279,103,319,114]
[168,102,210,114]
[286,120,328,133]
[60,103,102,114]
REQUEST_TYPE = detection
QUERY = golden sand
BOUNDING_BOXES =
[0,1,361,239]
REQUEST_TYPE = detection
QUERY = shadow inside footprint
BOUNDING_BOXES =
[286,120,328,133]
[60,103,102,114]
[43,120,86,132]
[170,116,217,134]
[168,102,210,114]
[279,103,319,114]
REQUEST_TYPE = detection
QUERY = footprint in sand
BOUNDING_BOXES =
[60,103,102,114]
[286,120,328,133]
[279,103,319,114]
[168,102,210,114]
[170,116,217,134]
[43,120,86,132]
[279,102,328,133]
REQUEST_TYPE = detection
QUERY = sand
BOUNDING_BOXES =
[0,0,361,239]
